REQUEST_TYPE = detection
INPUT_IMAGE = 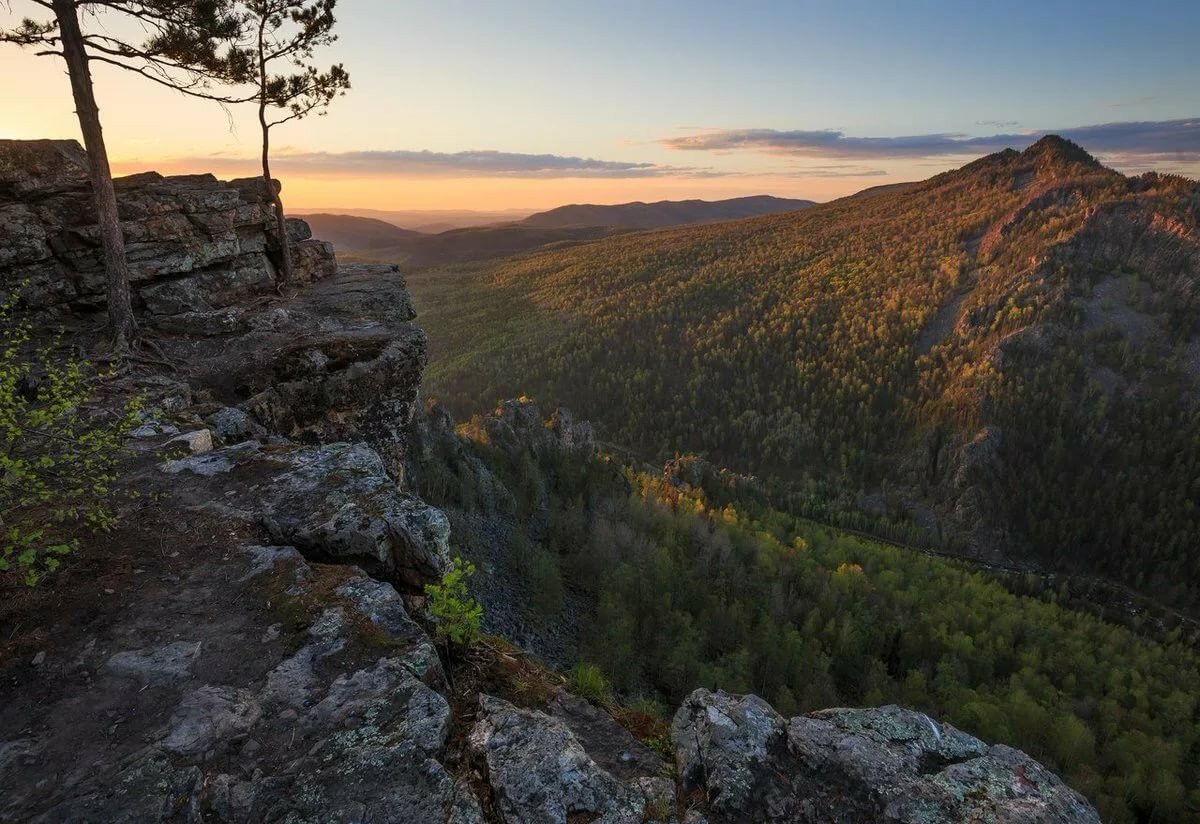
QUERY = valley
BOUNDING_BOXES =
[297,195,815,269]
[406,137,1200,614]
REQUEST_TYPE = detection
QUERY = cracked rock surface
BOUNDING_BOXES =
[672,689,1101,824]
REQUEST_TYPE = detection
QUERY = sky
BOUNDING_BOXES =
[2,0,1199,210]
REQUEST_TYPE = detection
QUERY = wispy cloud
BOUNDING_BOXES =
[659,118,1200,162]
[976,119,1019,127]
[782,164,889,178]
[150,149,720,179]
[1110,95,1161,109]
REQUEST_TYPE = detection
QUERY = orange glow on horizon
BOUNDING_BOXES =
[107,157,882,210]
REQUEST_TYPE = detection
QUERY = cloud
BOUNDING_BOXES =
[154,148,719,179]
[659,118,1200,163]
[780,163,889,178]
[976,119,1019,127]
[1110,95,1160,109]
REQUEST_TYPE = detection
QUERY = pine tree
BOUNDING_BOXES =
[1,1,246,350]
[235,0,349,285]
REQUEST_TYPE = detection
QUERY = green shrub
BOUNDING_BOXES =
[0,298,140,585]
[424,556,484,648]
[568,662,611,704]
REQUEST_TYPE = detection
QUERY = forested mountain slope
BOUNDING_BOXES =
[520,194,814,229]
[408,136,1200,609]
[407,398,1199,824]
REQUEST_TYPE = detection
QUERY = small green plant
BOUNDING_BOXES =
[568,662,611,704]
[424,556,484,649]
[0,294,141,585]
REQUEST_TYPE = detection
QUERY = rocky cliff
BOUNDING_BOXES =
[0,140,1100,823]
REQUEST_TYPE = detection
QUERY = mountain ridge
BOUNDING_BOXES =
[520,194,816,229]
[407,136,1200,609]
[299,194,818,268]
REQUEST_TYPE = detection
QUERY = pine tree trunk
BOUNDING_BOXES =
[52,0,136,348]
[258,35,293,287]
[261,132,293,285]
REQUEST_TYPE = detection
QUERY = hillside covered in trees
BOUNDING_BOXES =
[408,137,1200,610]
[519,194,814,230]
[408,399,1200,824]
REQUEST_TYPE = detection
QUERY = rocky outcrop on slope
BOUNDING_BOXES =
[673,690,1100,824]
[0,139,424,476]
[163,262,428,477]
[2,537,479,823]
[469,695,674,823]
[163,440,449,588]
[0,139,335,315]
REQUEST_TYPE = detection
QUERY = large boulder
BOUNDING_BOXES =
[163,440,449,589]
[469,694,674,824]
[672,690,1101,824]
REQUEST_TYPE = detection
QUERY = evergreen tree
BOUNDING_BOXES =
[1,1,245,350]
[234,0,349,285]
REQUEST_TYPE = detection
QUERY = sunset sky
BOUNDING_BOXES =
[2,0,1199,210]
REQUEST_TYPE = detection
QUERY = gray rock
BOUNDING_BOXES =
[163,429,213,455]
[256,442,450,587]
[469,694,655,824]
[672,691,1102,824]
[163,441,450,589]
[254,651,484,824]
[672,689,787,818]
[140,257,275,314]
[549,692,667,782]
[104,641,202,684]
[788,706,1100,824]
[0,139,88,196]
[335,573,429,647]
[130,421,180,439]
[161,685,262,757]
[205,406,267,444]
[0,140,332,313]
[285,217,313,242]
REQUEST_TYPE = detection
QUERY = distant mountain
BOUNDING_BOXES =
[299,213,422,250]
[520,194,815,230]
[295,207,534,232]
[297,212,627,268]
[407,136,1200,611]
[300,195,815,268]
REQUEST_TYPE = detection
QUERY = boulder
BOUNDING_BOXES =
[162,440,450,588]
[0,139,88,196]
[672,690,1102,824]
[672,689,789,818]
[469,694,669,824]
[21,543,479,824]
[205,406,267,444]
[161,685,262,757]
[104,641,202,684]
[162,429,213,455]
[548,692,667,782]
